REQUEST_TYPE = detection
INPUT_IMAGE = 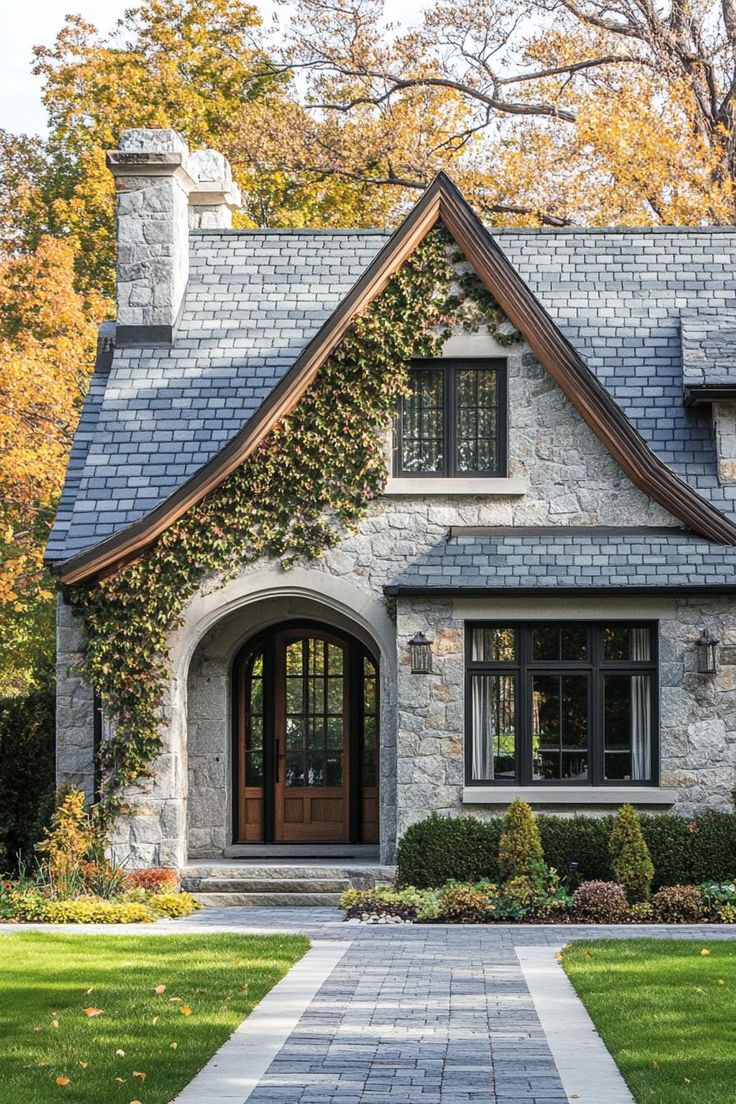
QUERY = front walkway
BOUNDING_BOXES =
[5,908,736,1103]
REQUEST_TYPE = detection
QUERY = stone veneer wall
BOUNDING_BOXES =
[394,594,736,836]
[56,329,734,866]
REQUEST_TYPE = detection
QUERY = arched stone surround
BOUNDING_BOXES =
[185,574,396,860]
[103,567,397,867]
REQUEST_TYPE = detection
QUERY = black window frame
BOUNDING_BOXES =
[394,357,508,478]
[464,621,659,787]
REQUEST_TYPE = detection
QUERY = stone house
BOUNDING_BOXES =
[47,128,736,874]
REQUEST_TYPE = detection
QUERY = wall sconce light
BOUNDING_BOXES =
[409,632,432,674]
[697,628,719,676]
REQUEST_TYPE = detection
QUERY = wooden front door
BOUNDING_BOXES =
[233,622,378,845]
[275,631,348,842]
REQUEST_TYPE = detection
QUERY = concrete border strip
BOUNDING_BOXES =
[174,939,349,1103]
[516,945,635,1104]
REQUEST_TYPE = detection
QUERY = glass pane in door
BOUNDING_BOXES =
[284,638,345,787]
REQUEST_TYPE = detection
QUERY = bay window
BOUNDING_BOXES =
[466,623,657,786]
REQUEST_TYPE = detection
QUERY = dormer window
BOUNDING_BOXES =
[395,358,506,477]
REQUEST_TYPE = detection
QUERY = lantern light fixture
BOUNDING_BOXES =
[409,632,432,674]
[697,628,719,676]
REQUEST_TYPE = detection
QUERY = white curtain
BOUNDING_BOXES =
[472,676,495,781]
[630,628,651,781]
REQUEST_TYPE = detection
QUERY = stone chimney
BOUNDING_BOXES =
[107,128,241,345]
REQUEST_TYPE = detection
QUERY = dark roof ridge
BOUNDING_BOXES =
[191,227,391,237]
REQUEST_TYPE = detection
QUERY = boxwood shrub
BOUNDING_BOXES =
[397,810,736,890]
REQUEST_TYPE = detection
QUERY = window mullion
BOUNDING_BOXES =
[446,363,454,478]
[590,628,602,786]
[519,627,532,785]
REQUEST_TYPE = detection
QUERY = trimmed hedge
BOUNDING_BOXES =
[0,685,55,870]
[397,811,736,890]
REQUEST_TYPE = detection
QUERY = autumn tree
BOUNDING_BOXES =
[0,238,102,693]
[271,0,736,226]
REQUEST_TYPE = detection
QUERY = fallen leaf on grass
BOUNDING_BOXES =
[168,996,182,1003]
[83,1008,104,1017]
[133,1072,146,1082]
[153,984,166,995]
[85,987,94,995]
[180,1006,192,1017]
[79,1061,88,1069]
[169,1042,177,1050]
[51,1020,59,1029]
[701,948,711,956]
[151,1015,160,1024]
[32,1027,40,1033]
[115,1049,126,1058]
[115,1077,126,1084]
[55,1078,70,1087]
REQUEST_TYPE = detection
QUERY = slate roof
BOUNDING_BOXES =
[46,222,736,569]
[385,529,736,593]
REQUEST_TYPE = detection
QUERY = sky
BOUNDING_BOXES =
[0,0,427,136]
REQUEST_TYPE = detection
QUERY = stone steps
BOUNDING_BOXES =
[181,861,396,908]
[191,877,351,894]
[191,890,345,908]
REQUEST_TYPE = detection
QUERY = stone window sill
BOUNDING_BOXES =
[383,476,528,496]
[462,786,677,806]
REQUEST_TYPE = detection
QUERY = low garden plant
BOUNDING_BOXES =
[0,788,199,924]
[344,802,736,925]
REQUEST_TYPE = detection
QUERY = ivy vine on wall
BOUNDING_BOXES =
[69,227,521,824]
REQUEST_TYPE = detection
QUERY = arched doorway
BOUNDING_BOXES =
[232,621,379,845]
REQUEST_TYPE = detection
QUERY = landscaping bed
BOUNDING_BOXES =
[341,800,736,925]
[1,790,199,924]
[0,931,308,1104]
[563,939,736,1103]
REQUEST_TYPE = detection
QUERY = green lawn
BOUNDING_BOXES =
[0,932,308,1104]
[563,939,736,1104]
